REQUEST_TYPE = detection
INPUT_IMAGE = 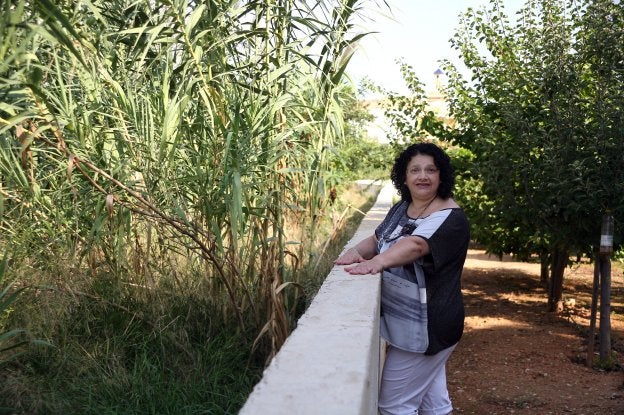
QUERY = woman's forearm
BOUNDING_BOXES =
[353,235,378,260]
[334,234,378,265]
[375,236,429,269]
[343,235,430,275]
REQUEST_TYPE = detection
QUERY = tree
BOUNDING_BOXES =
[439,0,624,311]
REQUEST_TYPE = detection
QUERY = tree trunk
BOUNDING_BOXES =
[548,248,567,312]
[540,251,549,284]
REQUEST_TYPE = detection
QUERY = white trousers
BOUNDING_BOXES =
[378,344,456,415]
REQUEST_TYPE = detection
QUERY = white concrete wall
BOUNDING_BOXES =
[239,182,395,415]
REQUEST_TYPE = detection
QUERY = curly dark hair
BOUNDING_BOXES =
[390,142,455,202]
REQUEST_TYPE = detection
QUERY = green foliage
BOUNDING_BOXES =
[379,60,450,146]
[442,0,624,260]
[0,0,378,349]
[0,252,28,365]
[0,251,50,367]
[333,135,394,181]
[327,82,394,182]
[2,325,261,414]
[380,0,624,310]
[592,350,620,372]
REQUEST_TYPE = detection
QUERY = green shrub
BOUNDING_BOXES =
[332,137,395,181]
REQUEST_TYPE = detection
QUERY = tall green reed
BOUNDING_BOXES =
[0,0,380,362]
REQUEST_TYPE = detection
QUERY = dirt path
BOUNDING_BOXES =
[448,250,624,414]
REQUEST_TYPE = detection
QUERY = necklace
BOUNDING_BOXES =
[412,197,436,219]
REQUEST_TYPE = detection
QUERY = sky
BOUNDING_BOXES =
[347,0,527,96]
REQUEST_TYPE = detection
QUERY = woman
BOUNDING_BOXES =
[335,142,469,415]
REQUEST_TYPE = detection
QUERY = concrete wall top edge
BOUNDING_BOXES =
[238,183,394,415]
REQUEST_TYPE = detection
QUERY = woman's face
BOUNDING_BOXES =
[405,154,440,201]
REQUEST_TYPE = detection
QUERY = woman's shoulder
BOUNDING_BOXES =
[426,201,468,228]
[439,197,460,210]
[425,198,462,219]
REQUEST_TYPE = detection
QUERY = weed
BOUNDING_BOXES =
[593,351,621,371]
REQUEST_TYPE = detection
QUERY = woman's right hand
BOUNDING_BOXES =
[334,247,364,265]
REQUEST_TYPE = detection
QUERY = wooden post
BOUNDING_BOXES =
[599,253,612,361]
[598,213,614,364]
[586,254,600,367]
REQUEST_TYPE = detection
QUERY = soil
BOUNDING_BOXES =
[448,249,624,415]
